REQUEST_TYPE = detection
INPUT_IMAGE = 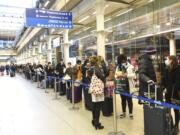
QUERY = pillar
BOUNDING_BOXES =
[47,37,53,63]
[95,0,106,59]
[38,42,43,64]
[79,40,83,58]
[63,29,70,65]
[119,48,124,54]
[169,38,176,56]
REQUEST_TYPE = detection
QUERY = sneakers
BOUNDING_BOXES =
[129,114,134,119]
[119,113,126,118]
[119,113,134,119]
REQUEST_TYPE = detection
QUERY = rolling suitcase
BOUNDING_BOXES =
[102,97,113,116]
[10,71,15,77]
[70,85,82,103]
[83,87,93,111]
[144,84,174,135]
[59,82,66,96]
[66,82,71,100]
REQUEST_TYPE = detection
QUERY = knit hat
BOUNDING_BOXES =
[144,46,157,54]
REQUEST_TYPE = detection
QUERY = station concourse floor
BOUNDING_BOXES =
[0,74,173,135]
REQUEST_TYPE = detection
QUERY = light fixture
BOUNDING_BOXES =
[78,16,90,23]
[104,18,111,22]
[148,0,154,3]
[105,5,109,8]
[44,0,50,7]
[92,11,96,15]
[156,25,160,29]
[166,22,171,26]
[116,8,133,17]
[131,31,136,35]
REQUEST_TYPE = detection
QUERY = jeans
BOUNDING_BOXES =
[120,94,133,114]
[92,102,102,126]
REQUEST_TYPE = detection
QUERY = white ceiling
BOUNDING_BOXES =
[0,0,37,40]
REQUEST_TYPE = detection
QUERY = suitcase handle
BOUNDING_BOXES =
[148,83,158,107]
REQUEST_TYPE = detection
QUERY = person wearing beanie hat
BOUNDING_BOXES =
[138,45,157,104]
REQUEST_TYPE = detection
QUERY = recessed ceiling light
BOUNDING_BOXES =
[105,5,109,8]
[148,0,154,3]
[131,31,136,35]
[156,25,160,28]
[78,16,90,23]
[44,1,50,7]
[116,8,133,17]
[166,22,171,26]
[92,11,96,15]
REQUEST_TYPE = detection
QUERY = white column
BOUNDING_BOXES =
[63,29,70,65]
[32,46,36,56]
[169,38,176,56]
[38,43,42,64]
[47,37,52,63]
[119,48,124,54]
[95,0,106,59]
[79,40,83,58]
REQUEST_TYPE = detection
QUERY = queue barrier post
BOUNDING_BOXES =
[69,81,79,111]
[52,78,61,100]
[29,71,33,82]
[37,73,40,88]
[108,89,125,135]
[45,72,49,93]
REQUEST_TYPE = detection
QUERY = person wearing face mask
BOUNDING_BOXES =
[115,54,134,119]
[162,56,180,134]
[138,46,157,104]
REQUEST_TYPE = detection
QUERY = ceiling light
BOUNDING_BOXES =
[131,31,136,35]
[116,8,133,17]
[148,0,154,3]
[166,22,171,26]
[44,1,50,7]
[105,5,109,8]
[51,29,55,32]
[92,11,96,15]
[78,16,90,23]
[156,25,160,29]
[105,18,111,22]
[83,27,91,31]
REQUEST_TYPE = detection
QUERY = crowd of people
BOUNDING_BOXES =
[0,64,16,76]
[0,46,179,133]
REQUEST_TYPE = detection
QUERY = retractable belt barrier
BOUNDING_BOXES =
[25,71,180,110]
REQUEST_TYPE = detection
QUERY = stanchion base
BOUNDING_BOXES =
[45,90,49,93]
[108,131,125,135]
[52,97,61,100]
[69,106,79,111]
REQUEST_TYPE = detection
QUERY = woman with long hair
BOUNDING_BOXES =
[164,56,180,133]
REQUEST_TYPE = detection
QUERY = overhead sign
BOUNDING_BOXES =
[25,8,73,29]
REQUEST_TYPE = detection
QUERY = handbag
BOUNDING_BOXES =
[106,81,115,97]
[74,80,81,87]
[89,73,104,95]
[63,74,71,81]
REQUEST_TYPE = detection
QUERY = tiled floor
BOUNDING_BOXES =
[0,74,178,135]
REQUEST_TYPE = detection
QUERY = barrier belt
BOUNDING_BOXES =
[25,71,180,110]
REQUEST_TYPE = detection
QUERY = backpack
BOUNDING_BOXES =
[89,70,104,95]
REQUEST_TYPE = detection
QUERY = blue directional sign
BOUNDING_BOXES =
[25,8,73,29]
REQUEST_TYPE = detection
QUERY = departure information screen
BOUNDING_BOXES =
[25,8,73,29]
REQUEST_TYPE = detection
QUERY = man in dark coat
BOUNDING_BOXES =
[56,60,66,78]
[138,46,157,104]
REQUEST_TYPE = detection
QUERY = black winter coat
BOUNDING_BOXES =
[163,66,180,103]
[138,54,156,95]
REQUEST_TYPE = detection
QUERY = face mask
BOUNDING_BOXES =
[150,55,155,59]
[165,59,170,66]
